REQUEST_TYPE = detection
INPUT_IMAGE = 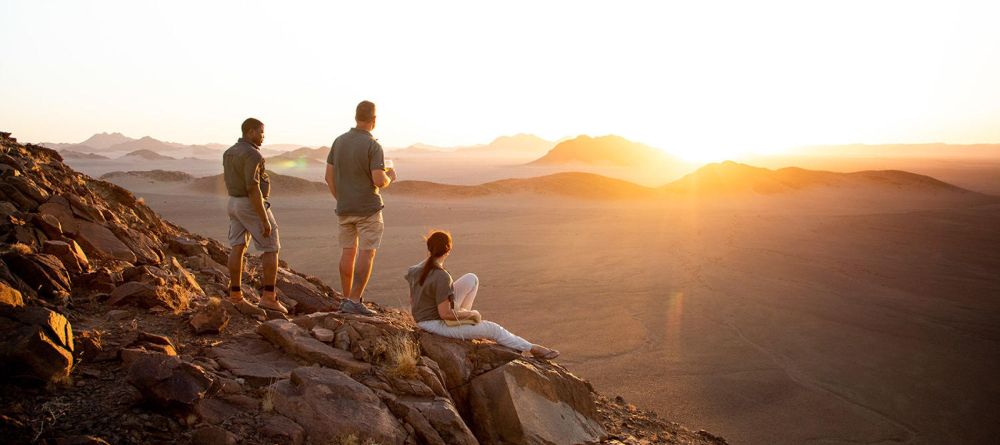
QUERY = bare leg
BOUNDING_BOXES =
[339,247,357,299]
[349,248,377,301]
[227,243,247,302]
[259,250,287,313]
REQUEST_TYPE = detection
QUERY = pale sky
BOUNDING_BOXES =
[2,0,999,161]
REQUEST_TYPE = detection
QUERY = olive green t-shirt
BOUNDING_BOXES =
[407,261,454,323]
[327,128,385,216]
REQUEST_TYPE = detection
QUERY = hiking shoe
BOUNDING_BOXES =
[339,298,377,316]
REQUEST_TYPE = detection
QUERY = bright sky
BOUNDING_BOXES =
[2,0,999,161]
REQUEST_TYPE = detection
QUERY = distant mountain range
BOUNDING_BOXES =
[97,161,988,204]
[386,134,555,158]
[527,135,676,167]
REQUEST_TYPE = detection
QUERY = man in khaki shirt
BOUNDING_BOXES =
[223,117,287,314]
[325,101,396,315]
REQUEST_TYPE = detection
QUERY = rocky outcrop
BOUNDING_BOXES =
[271,366,408,445]
[0,306,74,383]
[0,132,725,445]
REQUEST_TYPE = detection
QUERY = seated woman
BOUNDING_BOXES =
[406,230,559,360]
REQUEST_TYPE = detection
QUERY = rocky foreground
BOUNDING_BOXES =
[0,131,727,445]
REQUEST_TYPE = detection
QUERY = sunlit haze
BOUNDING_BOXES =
[3,1,1000,161]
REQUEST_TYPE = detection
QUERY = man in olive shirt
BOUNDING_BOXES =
[325,101,396,315]
[223,118,287,314]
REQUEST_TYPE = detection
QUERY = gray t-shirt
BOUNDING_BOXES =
[407,261,454,323]
[223,138,270,198]
[327,128,385,216]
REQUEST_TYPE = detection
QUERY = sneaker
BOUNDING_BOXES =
[339,298,377,316]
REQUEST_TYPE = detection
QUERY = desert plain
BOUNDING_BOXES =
[88,153,1000,445]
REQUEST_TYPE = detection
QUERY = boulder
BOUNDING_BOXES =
[166,236,208,256]
[125,352,213,409]
[112,227,162,265]
[418,332,521,393]
[257,319,371,376]
[31,213,63,238]
[260,414,305,445]
[189,298,230,334]
[71,268,120,296]
[311,327,335,342]
[74,221,137,263]
[467,359,606,445]
[38,201,79,235]
[1,252,71,302]
[108,281,188,311]
[207,336,299,387]
[193,398,242,425]
[380,394,478,445]
[271,366,407,445]
[0,306,74,384]
[275,269,337,314]
[42,240,89,274]
[0,281,24,308]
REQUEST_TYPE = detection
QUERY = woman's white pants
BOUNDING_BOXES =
[417,273,533,352]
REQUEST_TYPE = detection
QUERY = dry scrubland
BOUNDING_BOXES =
[112,171,1000,444]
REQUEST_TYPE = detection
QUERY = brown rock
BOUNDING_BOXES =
[257,319,371,376]
[71,268,120,296]
[380,394,478,445]
[191,425,236,445]
[271,366,407,445]
[38,201,79,235]
[5,175,49,205]
[1,252,71,302]
[108,281,188,311]
[467,359,606,445]
[31,213,63,238]
[207,337,299,387]
[275,268,337,314]
[112,227,162,265]
[311,327,335,342]
[260,414,305,445]
[126,352,213,408]
[167,256,203,296]
[190,298,230,334]
[42,240,89,274]
[166,236,208,256]
[0,306,74,384]
[0,281,24,308]
[194,398,241,425]
[74,330,115,362]
[74,221,137,263]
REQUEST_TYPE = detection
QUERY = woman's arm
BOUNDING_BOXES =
[437,300,480,322]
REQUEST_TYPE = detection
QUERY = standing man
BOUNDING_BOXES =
[326,101,396,316]
[224,118,288,314]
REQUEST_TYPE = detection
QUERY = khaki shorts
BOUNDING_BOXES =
[338,211,383,250]
[227,197,280,252]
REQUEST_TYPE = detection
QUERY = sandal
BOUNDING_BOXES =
[259,298,288,314]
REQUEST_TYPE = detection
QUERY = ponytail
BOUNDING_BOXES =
[418,230,452,286]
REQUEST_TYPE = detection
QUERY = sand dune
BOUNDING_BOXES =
[662,161,974,195]
[190,172,328,195]
[100,169,195,182]
[389,172,658,200]
[120,149,176,160]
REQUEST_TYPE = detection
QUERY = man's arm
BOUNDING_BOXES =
[371,168,395,188]
[245,156,271,237]
[325,163,337,199]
